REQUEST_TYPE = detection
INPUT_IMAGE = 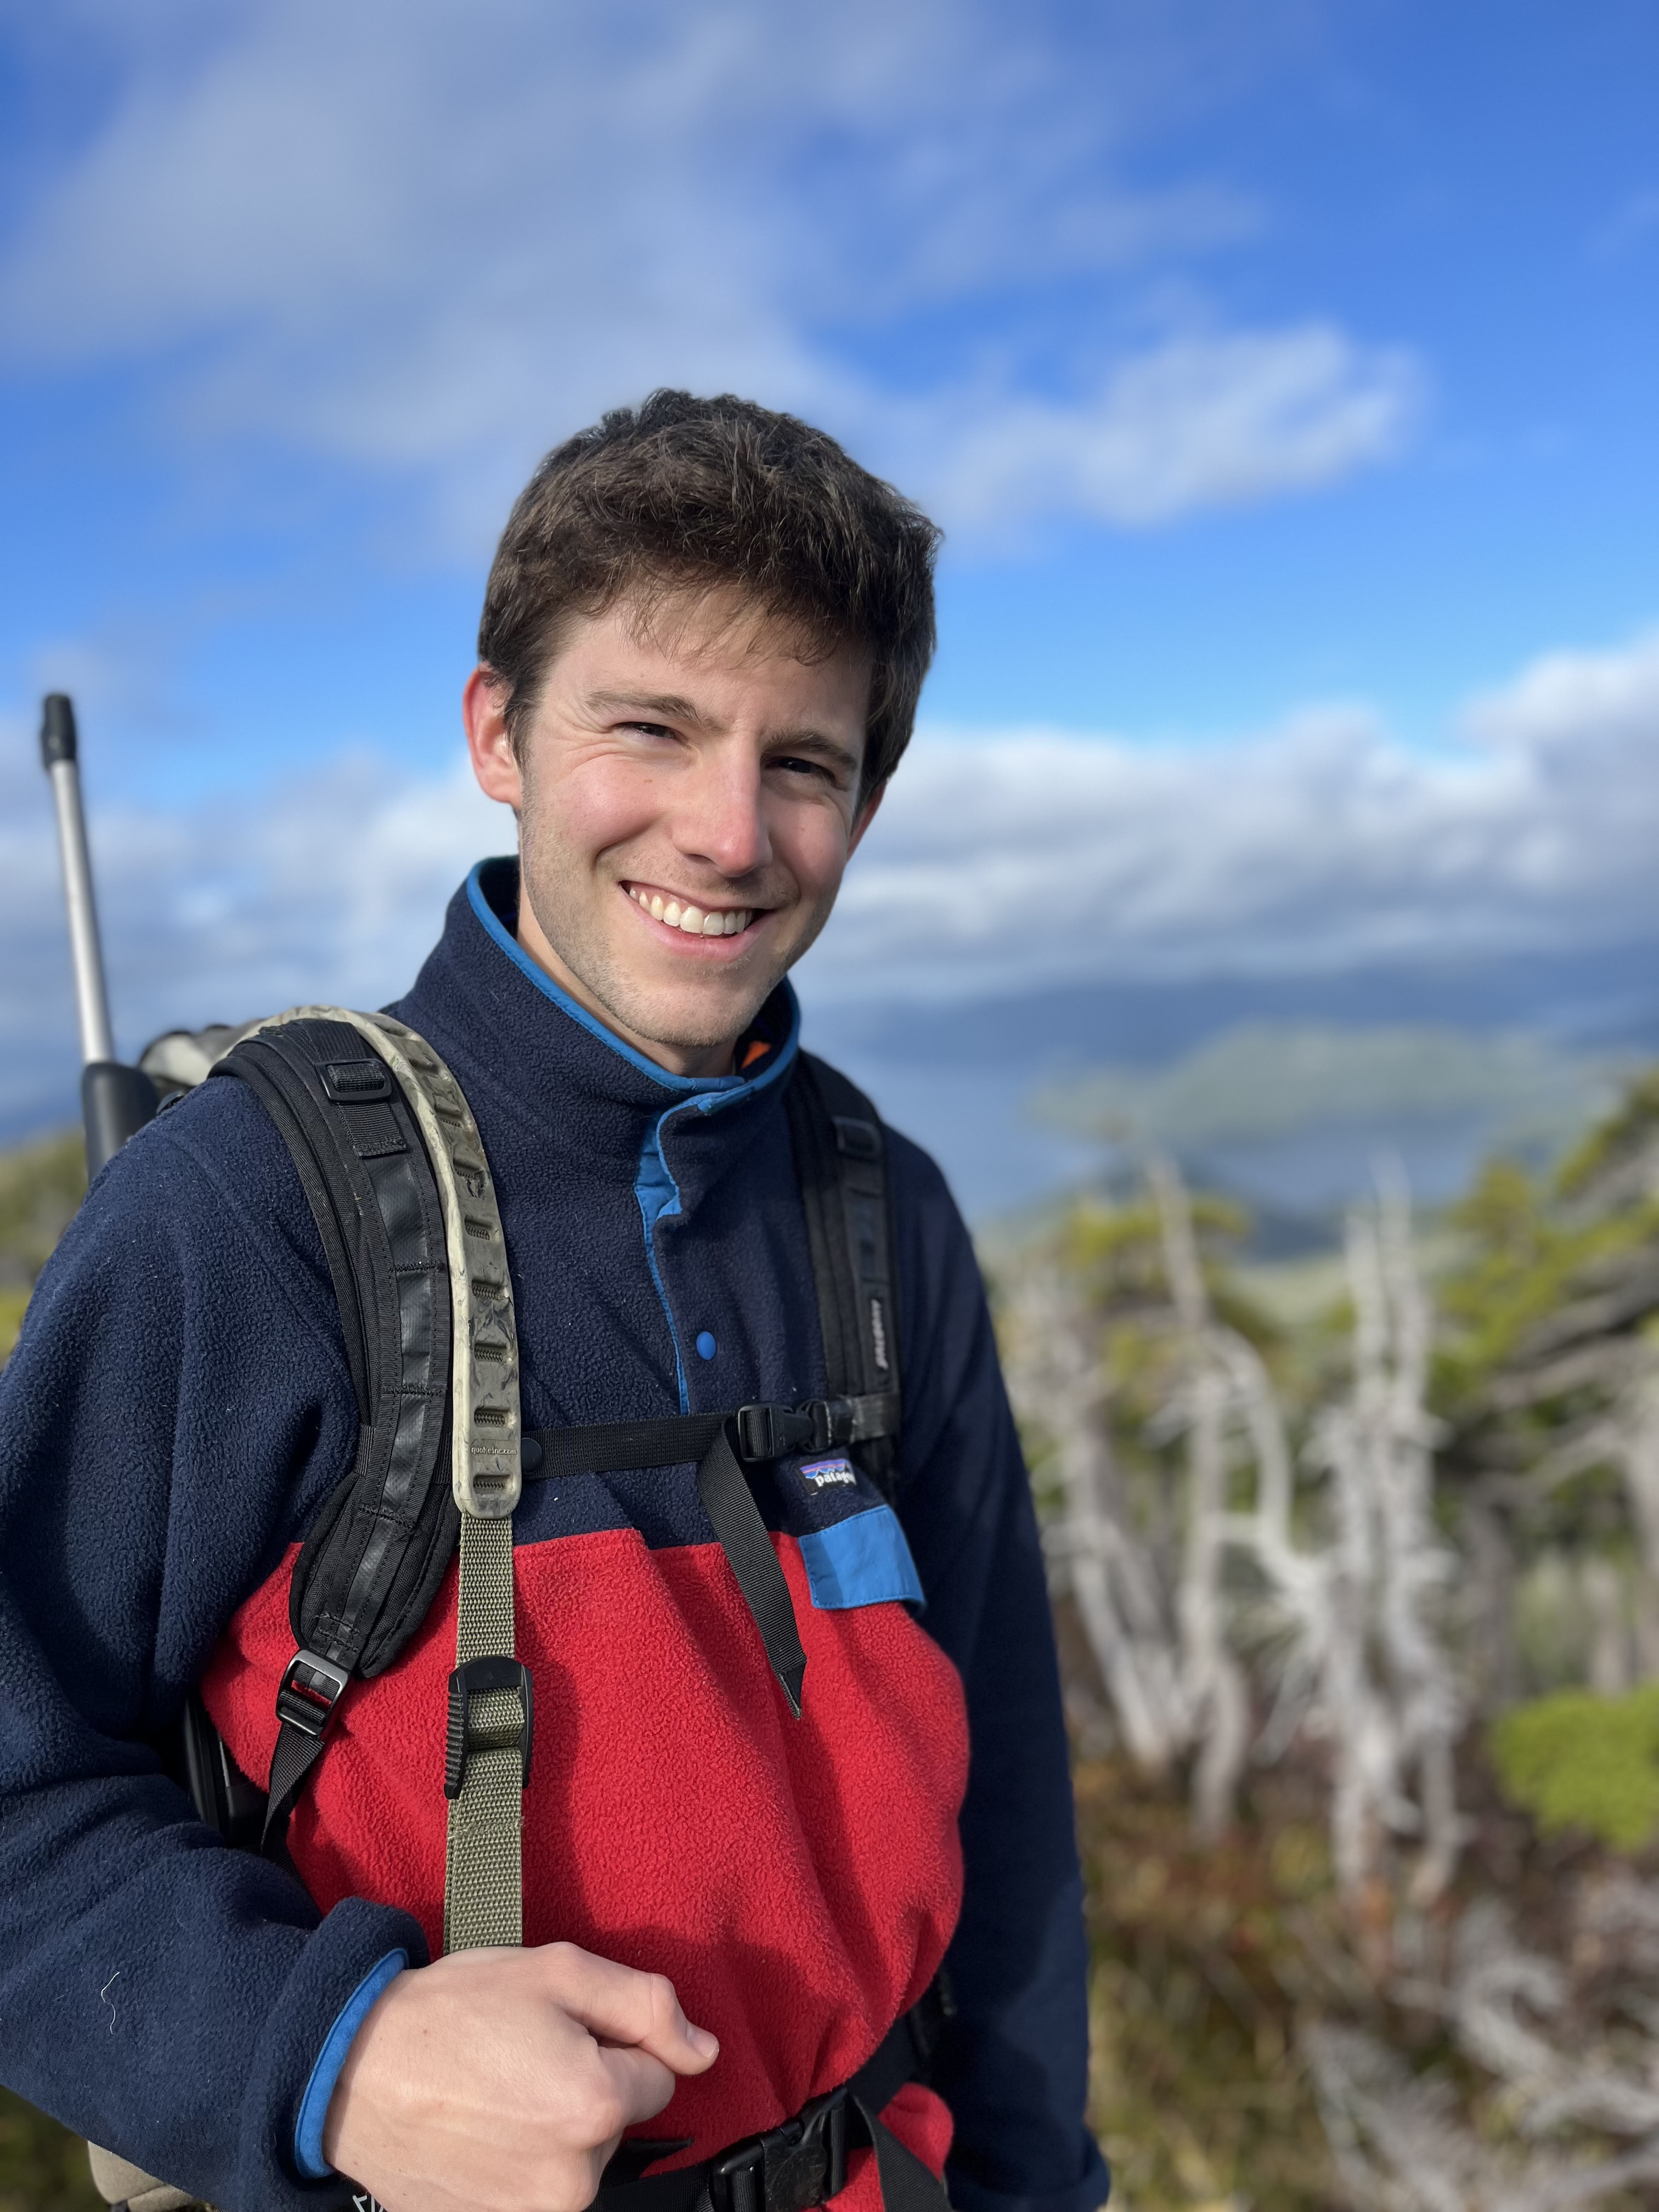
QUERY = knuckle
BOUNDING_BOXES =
[541,2167,597,2212]
[585,2087,628,2146]
[642,1972,679,2031]
[531,2144,606,2212]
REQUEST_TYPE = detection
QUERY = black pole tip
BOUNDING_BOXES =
[40,693,78,770]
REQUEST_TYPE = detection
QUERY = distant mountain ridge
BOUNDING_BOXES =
[803,937,1659,1222]
[805,936,1659,1076]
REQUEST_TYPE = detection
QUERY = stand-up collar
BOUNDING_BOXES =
[391,857,802,1208]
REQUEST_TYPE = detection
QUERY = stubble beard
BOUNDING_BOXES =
[515,804,827,1057]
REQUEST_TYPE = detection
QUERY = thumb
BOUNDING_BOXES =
[551,1950,720,2074]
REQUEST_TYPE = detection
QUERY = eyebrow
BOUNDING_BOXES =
[586,689,707,724]
[587,691,861,778]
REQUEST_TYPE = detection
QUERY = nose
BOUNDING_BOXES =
[672,743,771,882]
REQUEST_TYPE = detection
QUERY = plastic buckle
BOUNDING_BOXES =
[710,2092,848,2212]
[805,1399,855,1452]
[319,1058,392,1103]
[444,1656,534,1800]
[275,1649,350,1740]
[735,1402,813,1462]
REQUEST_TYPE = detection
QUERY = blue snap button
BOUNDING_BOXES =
[695,1331,718,1361]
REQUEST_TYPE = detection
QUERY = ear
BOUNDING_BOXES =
[846,776,887,859]
[464,667,522,808]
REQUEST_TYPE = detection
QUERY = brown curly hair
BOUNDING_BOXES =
[478,391,940,801]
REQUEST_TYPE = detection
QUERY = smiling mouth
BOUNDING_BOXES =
[624,883,759,938]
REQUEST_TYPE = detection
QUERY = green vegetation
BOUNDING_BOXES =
[0,1133,82,1362]
[1492,1684,1659,1852]
[0,2093,99,2212]
[0,1135,97,2203]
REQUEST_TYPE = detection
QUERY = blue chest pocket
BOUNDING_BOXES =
[788,1454,924,1611]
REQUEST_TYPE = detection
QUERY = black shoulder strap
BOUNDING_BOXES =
[211,1019,459,1839]
[783,1052,902,1496]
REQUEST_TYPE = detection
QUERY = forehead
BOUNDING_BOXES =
[543,585,872,720]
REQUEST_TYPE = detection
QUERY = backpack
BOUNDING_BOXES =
[95,1007,949,2212]
[143,1006,904,1950]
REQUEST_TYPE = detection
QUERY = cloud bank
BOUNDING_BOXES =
[0,0,1419,543]
[6,626,1658,1130]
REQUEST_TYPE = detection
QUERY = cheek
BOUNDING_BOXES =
[529,757,663,863]
[781,811,854,906]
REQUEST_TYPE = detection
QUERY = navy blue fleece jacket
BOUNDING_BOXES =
[0,861,1106,2212]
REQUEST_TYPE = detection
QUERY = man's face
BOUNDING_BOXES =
[465,588,881,1077]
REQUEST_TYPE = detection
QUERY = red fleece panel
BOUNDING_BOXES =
[203,1529,968,2169]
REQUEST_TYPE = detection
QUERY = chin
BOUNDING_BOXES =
[647,1002,764,1053]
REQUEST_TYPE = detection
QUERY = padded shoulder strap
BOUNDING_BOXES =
[783,1053,902,1493]
[216,1015,460,1684]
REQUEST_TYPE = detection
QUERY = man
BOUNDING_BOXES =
[0,393,1108,2212]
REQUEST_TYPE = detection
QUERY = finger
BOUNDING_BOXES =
[540,1947,720,2072]
[598,2044,680,2126]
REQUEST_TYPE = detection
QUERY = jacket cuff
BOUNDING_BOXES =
[294,1950,409,2179]
[232,1896,429,2211]
[946,2138,1112,2212]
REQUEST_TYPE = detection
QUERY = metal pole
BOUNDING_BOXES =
[40,693,157,1177]
[40,693,115,1066]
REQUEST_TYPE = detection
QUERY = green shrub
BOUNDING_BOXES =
[1492,1683,1659,1852]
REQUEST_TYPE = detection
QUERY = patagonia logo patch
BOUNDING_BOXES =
[799,1454,857,1489]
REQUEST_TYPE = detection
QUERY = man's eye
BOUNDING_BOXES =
[775,755,837,784]
[627,721,677,740]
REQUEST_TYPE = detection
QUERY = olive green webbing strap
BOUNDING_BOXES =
[444,1512,524,1951]
[261,1009,529,1958]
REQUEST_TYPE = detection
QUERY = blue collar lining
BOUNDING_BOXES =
[465,859,799,1103]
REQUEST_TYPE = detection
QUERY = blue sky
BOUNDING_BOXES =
[2,0,1658,1179]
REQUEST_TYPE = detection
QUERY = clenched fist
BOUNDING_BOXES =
[323,1941,720,2212]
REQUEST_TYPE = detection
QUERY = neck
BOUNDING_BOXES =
[513,898,738,1081]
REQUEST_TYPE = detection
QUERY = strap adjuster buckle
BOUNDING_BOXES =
[735,1400,858,1460]
[444,1656,534,1799]
[710,2090,848,2212]
[735,1402,812,1462]
[275,1649,350,1740]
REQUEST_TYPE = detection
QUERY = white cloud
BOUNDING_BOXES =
[0,0,1417,542]
[7,626,1659,1131]
[805,629,1659,996]
[921,325,1422,529]
[0,730,507,1126]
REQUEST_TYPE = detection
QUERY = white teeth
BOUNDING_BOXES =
[630,887,753,936]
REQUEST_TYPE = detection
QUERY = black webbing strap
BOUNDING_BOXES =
[212,1021,456,1850]
[695,1421,806,1717]
[595,1985,950,2212]
[783,1057,902,1498]
[519,1396,901,1481]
